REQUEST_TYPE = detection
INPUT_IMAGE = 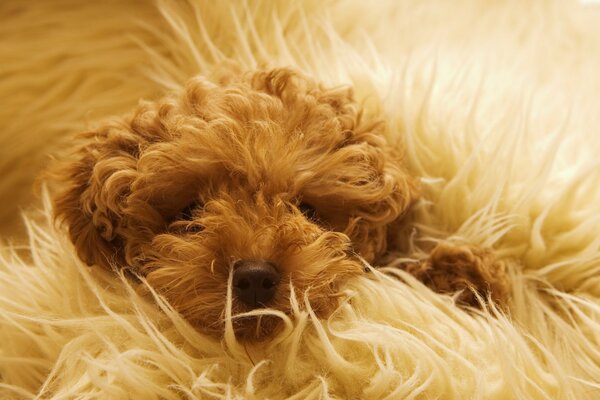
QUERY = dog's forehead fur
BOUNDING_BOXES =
[125,70,397,219]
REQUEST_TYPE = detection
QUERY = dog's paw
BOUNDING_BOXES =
[406,242,510,310]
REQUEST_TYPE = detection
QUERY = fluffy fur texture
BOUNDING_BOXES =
[1,0,600,398]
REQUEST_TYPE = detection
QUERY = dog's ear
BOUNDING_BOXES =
[332,124,420,260]
[51,121,143,268]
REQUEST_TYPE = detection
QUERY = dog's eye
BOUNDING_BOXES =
[179,202,198,221]
[299,201,318,221]
[176,202,204,233]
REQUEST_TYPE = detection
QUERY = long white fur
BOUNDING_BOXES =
[1,0,599,398]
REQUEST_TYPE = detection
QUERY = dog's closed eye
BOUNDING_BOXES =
[173,201,204,233]
[179,202,201,220]
[298,201,319,222]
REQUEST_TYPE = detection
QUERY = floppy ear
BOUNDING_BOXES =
[53,94,182,269]
[52,120,145,268]
[339,124,421,261]
[52,76,218,269]
[52,74,233,269]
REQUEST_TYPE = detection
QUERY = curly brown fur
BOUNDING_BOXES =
[52,68,419,339]
[51,67,509,340]
[402,243,510,310]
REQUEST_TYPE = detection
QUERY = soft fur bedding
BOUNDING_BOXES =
[1,0,600,398]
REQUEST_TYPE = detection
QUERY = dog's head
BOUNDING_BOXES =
[53,68,418,339]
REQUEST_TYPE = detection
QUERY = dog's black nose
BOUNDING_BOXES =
[232,260,280,308]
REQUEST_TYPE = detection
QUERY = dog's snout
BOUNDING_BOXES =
[232,260,280,308]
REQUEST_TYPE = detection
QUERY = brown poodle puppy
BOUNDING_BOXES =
[52,67,509,340]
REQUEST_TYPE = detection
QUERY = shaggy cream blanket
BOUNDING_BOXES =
[1,1,599,398]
